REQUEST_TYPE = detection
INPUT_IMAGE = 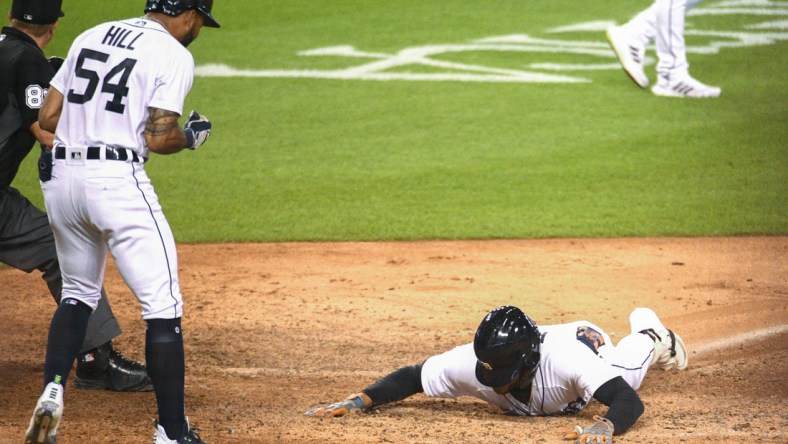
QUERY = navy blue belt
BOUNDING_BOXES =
[54,146,146,163]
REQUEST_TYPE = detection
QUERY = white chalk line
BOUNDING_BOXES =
[690,323,788,356]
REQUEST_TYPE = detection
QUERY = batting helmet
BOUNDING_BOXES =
[474,306,541,388]
[144,0,220,28]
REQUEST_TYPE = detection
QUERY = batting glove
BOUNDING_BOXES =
[574,415,614,443]
[183,110,212,149]
[304,395,364,417]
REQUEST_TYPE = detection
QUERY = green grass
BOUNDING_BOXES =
[10,0,787,241]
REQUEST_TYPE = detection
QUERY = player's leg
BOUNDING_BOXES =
[629,307,688,371]
[146,317,187,441]
[25,166,107,443]
[614,0,703,50]
[98,165,192,441]
[655,0,689,82]
[652,0,720,97]
[598,308,688,391]
[598,334,654,390]
[606,2,657,88]
[42,177,109,387]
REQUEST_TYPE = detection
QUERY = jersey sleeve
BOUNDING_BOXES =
[421,343,481,399]
[147,48,194,116]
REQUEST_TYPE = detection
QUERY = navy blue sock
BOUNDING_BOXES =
[146,318,186,440]
[44,298,92,388]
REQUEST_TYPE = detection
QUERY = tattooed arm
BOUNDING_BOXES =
[143,107,190,154]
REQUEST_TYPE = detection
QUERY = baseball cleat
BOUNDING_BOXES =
[630,307,688,370]
[24,381,64,444]
[153,419,206,444]
[651,75,721,98]
[73,342,153,392]
[606,25,649,89]
[641,328,689,370]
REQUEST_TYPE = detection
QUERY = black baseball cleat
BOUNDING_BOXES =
[73,341,154,392]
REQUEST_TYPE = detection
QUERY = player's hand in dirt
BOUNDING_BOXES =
[565,415,614,443]
[304,394,365,417]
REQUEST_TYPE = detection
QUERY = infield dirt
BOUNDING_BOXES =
[1,237,786,443]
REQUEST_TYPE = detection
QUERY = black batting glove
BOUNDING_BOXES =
[183,110,212,149]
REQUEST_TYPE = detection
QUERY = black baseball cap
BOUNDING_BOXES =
[12,0,65,25]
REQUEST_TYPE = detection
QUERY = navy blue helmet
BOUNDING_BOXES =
[474,306,541,388]
[145,0,220,28]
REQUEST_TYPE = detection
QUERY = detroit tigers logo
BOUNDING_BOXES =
[576,326,605,354]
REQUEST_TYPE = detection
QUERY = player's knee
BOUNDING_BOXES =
[60,297,93,313]
[146,318,182,343]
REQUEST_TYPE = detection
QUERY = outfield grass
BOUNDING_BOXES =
[11,0,787,241]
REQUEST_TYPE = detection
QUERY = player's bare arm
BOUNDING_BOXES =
[144,107,189,154]
[38,86,63,134]
[29,122,55,148]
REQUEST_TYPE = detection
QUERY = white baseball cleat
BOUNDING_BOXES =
[606,25,649,89]
[153,418,206,444]
[24,381,64,444]
[651,74,721,98]
[630,308,689,371]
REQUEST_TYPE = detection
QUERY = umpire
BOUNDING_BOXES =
[0,0,151,392]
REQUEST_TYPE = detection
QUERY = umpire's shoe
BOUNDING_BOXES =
[24,381,63,444]
[73,341,154,392]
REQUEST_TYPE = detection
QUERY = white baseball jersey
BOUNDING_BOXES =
[51,18,193,157]
[421,321,654,415]
[44,18,194,320]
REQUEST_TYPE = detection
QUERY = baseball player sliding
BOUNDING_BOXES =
[24,1,219,443]
[306,306,688,443]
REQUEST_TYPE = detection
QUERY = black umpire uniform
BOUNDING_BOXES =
[0,0,151,392]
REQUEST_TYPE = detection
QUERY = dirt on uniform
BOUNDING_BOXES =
[1,237,786,443]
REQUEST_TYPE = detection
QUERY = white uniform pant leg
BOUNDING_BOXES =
[622,2,659,47]
[655,0,690,80]
[597,334,654,391]
[43,160,107,310]
[93,162,183,320]
[623,0,702,47]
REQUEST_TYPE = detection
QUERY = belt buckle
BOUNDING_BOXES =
[65,147,87,165]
